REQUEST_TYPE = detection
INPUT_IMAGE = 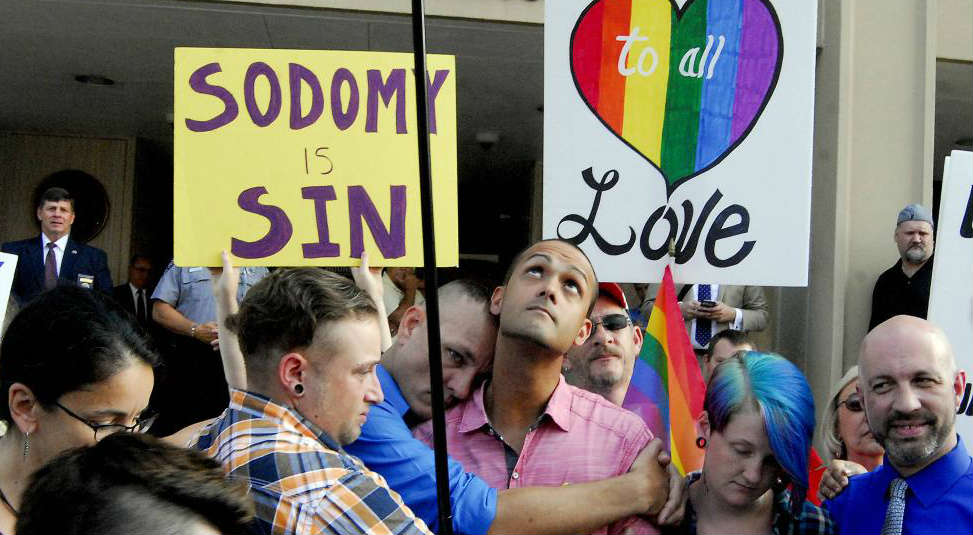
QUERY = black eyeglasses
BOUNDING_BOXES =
[591,313,631,332]
[54,401,157,441]
[838,395,863,412]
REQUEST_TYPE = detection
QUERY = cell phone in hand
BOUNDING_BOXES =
[700,300,717,308]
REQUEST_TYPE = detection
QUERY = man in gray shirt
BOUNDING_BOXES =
[149,261,268,434]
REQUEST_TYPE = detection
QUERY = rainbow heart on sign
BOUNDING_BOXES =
[570,0,782,196]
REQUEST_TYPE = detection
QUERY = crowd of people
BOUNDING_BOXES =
[0,187,969,535]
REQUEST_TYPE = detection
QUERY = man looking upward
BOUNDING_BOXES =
[350,277,677,534]
[417,240,669,534]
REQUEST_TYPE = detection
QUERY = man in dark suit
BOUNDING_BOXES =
[1,187,112,304]
[112,254,153,326]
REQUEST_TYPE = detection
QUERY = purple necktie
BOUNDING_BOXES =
[44,242,58,290]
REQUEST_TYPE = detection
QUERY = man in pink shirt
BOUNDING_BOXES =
[417,240,660,534]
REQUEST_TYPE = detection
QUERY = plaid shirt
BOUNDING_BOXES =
[193,389,431,535]
[676,472,834,535]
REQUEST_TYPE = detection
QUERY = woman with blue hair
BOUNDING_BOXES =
[673,352,834,535]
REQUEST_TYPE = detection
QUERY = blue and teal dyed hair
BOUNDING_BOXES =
[705,352,816,502]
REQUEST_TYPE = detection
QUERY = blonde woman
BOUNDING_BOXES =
[816,366,884,501]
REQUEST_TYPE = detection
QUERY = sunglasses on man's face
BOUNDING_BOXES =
[838,395,863,412]
[591,313,631,332]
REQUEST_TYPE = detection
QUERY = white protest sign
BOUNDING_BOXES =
[928,150,973,442]
[0,252,18,329]
[544,0,816,285]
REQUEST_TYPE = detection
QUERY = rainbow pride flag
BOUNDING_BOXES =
[635,265,706,475]
[571,0,781,189]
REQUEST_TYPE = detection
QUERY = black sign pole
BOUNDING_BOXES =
[409,1,454,533]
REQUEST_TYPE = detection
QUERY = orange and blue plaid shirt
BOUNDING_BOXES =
[193,389,431,535]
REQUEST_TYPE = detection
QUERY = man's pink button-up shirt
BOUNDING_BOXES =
[415,375,659,534]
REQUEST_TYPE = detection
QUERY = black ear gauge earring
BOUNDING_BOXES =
[294,383,305,395]
[695,436,707,449]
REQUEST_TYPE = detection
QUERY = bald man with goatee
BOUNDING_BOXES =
[823,316,972,534]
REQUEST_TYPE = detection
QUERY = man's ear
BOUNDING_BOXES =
[954,370,968,409]
[573,318,593,346]
[278,352,310,399]
[489,286,505,316]
[35,206,43,223]
[631,325,644,353]
[8,383,40,436]
[397,305,426,342]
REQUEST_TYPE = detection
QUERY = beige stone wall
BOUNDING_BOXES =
[841,0,936,368]
[799,0,939,421]
[939,0,973,61]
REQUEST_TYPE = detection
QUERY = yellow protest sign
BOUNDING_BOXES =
[174,48,457,267]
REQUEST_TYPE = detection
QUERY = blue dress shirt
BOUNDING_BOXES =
[824,435,973,534]
[345,365,498,534]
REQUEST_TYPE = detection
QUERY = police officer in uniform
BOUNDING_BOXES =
[149,262,268,435]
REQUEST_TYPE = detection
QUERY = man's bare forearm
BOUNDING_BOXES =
[490,472,648,535]
[214,284,246,390]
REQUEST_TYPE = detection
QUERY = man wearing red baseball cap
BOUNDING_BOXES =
[564,282,663,439]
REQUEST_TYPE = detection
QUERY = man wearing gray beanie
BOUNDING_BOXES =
[868,203,935,330]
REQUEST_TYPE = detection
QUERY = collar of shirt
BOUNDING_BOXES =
[228,388,343,453]
[41,233,69,251]
[457,375,574,435]
[128,282,144,299]
[894,255,935,279]
[684,472,797,527]
[684,472,830,535]
[890,434,970,508]
[693,283,721,301]
[376,364,411,418]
